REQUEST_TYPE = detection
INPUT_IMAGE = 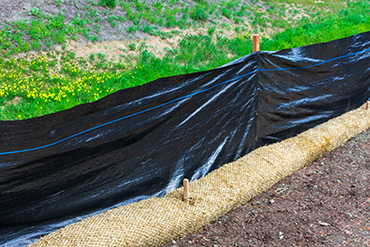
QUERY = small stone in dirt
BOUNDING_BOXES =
[318,220,330,226]
[254,201,261,205]
[269,199,275,204]
[279,231,284,239]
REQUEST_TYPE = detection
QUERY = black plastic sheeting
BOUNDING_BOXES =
[1,31,370,246]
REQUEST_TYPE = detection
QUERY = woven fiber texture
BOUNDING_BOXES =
[29,103,370,247]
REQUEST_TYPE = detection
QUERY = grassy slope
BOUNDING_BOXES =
[0,0,370,120]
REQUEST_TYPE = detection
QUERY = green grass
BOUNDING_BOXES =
[271,0,343,4]
[0,0,348,57]
[262,2,370,51]
[100,0,117,8]
[1,0,370,120]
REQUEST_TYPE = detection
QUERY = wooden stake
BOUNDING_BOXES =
[183,178,189,204]
[252,34,260,52]
[366,101,369,110]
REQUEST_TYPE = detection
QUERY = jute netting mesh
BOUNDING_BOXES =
[29,103,370,247]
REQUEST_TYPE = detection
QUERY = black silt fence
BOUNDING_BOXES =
[1,31,370,246]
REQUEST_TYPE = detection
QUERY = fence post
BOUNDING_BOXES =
[252,34,260,52]
[183,178,189,204]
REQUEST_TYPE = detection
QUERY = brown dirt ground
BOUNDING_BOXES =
[162,128,370,247]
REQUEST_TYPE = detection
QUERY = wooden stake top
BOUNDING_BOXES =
[252,34,260,52]
[183,178,189,204]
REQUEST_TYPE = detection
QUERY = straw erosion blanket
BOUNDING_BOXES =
[163,128,370,247]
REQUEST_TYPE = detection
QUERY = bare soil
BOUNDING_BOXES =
[162,128,370,247]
